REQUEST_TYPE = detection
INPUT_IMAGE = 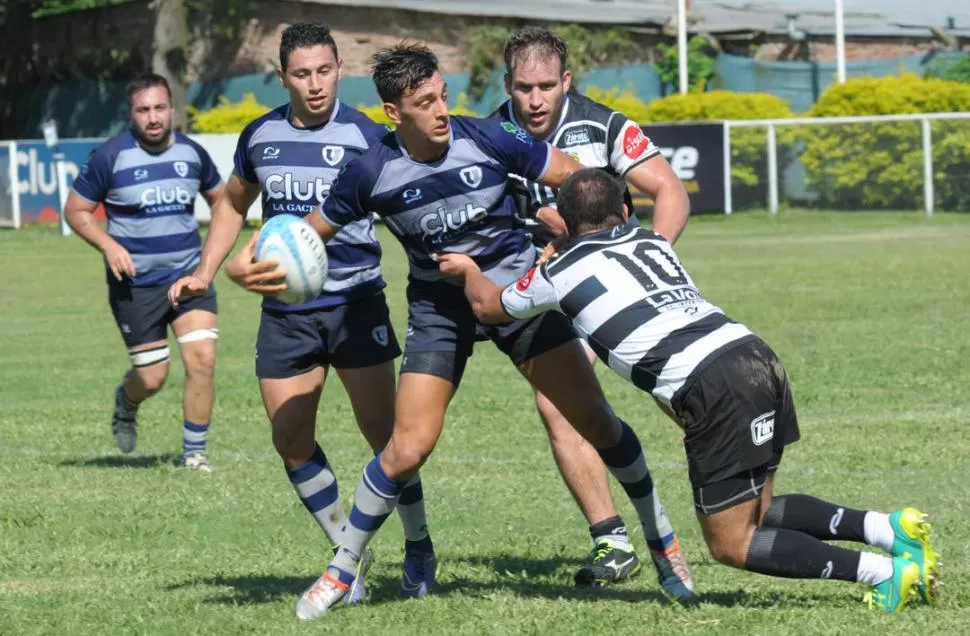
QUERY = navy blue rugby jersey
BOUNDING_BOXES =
[235,100,388,309]
[319,116,551,287]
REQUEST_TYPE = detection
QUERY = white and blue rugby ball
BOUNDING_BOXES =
[255,214,329,305]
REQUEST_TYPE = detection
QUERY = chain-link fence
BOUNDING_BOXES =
[725,113,970,215]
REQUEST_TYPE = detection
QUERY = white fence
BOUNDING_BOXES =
[724,112,970,217]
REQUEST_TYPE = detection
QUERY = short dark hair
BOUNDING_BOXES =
[504,26,568,75]
[126,73,171,107]
[370,43,439,103]
[557,168,625,237]
[279,22,339,72]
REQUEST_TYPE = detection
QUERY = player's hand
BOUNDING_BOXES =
[103,242,136,281]
[168,275,209,308]
[536,234,570,266]
[535,206,567,236]
[434,252,479,279]
[225,232,288,296]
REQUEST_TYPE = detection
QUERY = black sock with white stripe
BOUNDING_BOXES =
[745,527,864,581]
[762,495,867,543]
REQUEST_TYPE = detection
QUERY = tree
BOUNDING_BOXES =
[152,0,189,131]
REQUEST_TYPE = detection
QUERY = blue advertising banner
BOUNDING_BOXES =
[14,139,102,223]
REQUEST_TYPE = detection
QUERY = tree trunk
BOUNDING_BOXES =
[151,0,188,131]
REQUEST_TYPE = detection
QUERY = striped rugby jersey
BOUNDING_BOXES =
[72,129,222,287]
[320,116,551,287]
[235,100,388,310]
[501,225,755,406]
[491,92,658,243]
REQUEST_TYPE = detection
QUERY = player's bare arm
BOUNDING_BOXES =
[538,146,583,189]
[436,253,512,325]
[305,206,341,242]
[624,154,690,245]
[64,191,135,281]
[169,174,260,305]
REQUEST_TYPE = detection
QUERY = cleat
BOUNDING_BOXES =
[864,557,920,612]
[889,508,941,603]
[180,452,212,473]
[294,572,348,620]
[401,544,437,598]
[649,536,695,601]
[574,541,642,588]
[343,549,373,606]
[111,385,137,453]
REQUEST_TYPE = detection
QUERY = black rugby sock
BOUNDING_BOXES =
[745,527,861,581]
[762,494,867,543]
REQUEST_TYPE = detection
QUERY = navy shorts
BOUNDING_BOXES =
[255,292,401,379]
[108,279,217,348]
[399,280,579,386]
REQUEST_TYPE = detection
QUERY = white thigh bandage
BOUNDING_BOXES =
[176,328,220,344]
[129,344,171,368]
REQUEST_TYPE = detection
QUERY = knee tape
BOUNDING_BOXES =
[129,344,171,368]
[176,328,220,344]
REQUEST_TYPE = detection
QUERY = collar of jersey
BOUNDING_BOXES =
[507,94,571,143]
[394,120,454,165]
[283,99,341,132]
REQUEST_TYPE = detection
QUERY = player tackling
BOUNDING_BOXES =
[492,26,692,590]
[437,168,942,612]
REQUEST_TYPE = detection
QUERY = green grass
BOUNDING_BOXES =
[1,211,968,634]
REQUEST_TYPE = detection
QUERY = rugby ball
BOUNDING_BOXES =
[255,214,328,305]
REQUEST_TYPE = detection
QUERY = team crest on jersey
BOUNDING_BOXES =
[501,121,518,134]
[459,165,483,188]
[322,145,345,167]
[173,161,189,177]
[567,152,581,162]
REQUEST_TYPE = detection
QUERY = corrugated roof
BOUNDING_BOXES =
[290,0,970,36]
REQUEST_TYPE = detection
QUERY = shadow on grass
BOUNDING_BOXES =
[59,452,181,469]
[167,553,845,610]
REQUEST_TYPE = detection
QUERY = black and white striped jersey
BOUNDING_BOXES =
[501,225,755,406]
[491,92,659,244]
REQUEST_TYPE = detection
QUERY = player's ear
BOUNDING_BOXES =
[503,72,512,95]
[562,70,573,93]
[621,203,630,222]
[277,66,285,88]
[336,57,343,81]
[384,102,402,126]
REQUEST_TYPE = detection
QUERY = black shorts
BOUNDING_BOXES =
[108,279,217,348]
[671,337,800,515]
[255,292,401,379]
[399,279,579,385]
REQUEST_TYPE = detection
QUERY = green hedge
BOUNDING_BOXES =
[802,74,970,210]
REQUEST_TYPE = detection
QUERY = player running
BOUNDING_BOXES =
[491,26,693,591]
[167,23,431,605]
[438,168,941,613]
[65,73,224,472]
[240,43,690,619]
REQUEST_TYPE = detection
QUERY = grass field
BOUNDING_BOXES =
[1,211,968,635]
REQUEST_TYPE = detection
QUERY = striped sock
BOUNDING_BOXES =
[329,455,403,582]
[182,420,208,456]
[398,474,430,543]
[287,444,347,546]
[597,420,675,549]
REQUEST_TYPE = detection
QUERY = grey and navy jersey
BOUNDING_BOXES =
[73,129,222,287]
[501,226,754,406]
[320,116,551,287]
[492,92,659,242]
[234,100,387,310]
